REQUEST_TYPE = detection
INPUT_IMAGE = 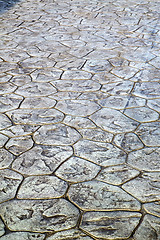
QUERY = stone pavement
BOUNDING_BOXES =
[0,0,160,239]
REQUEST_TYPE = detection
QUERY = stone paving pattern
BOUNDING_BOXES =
[0,0,160,239]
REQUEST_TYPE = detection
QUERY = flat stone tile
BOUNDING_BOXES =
[79,128,113,142]
[63,116,96,129]
[49,91,81,100]
[12,145,73,175]
[132,82,160,99]
[68,181,141,211]
[82,59,112,73]
[46,229,93,240]
[122,172,160,202]
[131,68,160,82]
[0,148,14,169]
[0,169,23,203]
[0,134,8,147]
[0,75,12,83]
[0,82,17,94]
[0,62,18,73]
[1,125,39,137]
[101,81,134,95]
[80,211,141,239]
[136,122,160,146]
[128,147,160,171]
[34,124,81,145]
[74,140,126,166]
[17,175,67,199]
[114,133,143,151]
[147,99,160,112]
[0,199,79,232]
[77,91,109,100]
[55,156,101,182]
[20,97,56,109]
[56,100,100,117]
[19,57,56,69]
[31,69,63,82]
[110,66,139,79]
[90,108,139,133]
[133,215,160,240]
[96,165,140,185]
[0,219,5,237]
[10,75,32,87]
[61,70,92,79]
[144,202,160,218]
[0,94,23,113]
[0,232,45,240]
[7,108,64,125]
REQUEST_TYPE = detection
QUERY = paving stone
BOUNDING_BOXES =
[68,181,140,211]
[80,211,141,239]
[101,81,134,95]
[20,97,56,109]
[90,108,139,133]
[131,68,160,82]
[12,145,73,175]
[128,147,160,171]
[136,122,160,147]
[51,79,100,92]
[0,62,18,73]
[83,59,112,73]
[61,70,92,80]
[133,215,160,240]
[0,219,5,237]
[74,140,126,166]
[147,99,160,112]
[19,57,56,69]
[46,229,93,240]
[7,108,64,125]
[132,82,160,99]
[63,116,96,129]
[0,232,45,240]
[49,91,81,100]
[79,128,113,142]
[121,49,155,63]
[143,202,160,218]
[123,106,159,122]
[0,148,14,169]
[0,82,17,94]
[122,172,160,202]
[56,100,100,117]
[92,72,123,84]
[17,175,67,199]
[10,75,32,87]
[0,134,8,148]
[110,66,139,79]
[31,69,63,82]
[0,199,79,232]
[77,91,110,100]
[5,136,34,155]
[55,156,100,182]
[0,169,23,203]
[0,75,12,83]
[1,125,39,137]
[34,124,81,145]
[96,165,140,185]
[15,82,56,97]
[98,95,146,110]
[149,56,160,69]
[114,133,143,151]
[0,94,23,113]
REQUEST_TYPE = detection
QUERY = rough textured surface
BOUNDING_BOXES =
[0,0,159,238]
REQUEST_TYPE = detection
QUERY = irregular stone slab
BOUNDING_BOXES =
[114,133,144,151]
[0,134,8,147]
[20,97,56,109]
[49,91,80,100]
[133,215,160,240]
[0,75,11,83]
[31,68,63,82]
[0,114,12,130]
[0,149,14,169]
[80,211,141,239]
[136,122,160,146]
[121,49,155,63]
[7,108,64,125]
[74,140,126,166]
[122,172,160,202]
[79,128,113,142]
[0,82,17,94]
[101,81,133,95]
[12,145,73,175]
[98,95,145,110]
[10,75,32,87]
[0,232,45,240]
[96,165,140,185]
[56,100,100,117]
[0,219,5,237]
[61,70,92,79]
[68,181,140,211]
[0,169,23,203]
[149,56,160,69]
[55,156,101,182]
[131,68,160,82]
[0,199,79,232]
[78,91,109,100]
[92,72,122,84]
[83,59,112,73]
[19,57,56,69]
[1,125,39,137]
[128,147,160,171]
[123,106,159,122]
[0,62,18,73]
[110,66,139,79]
[5,136,34,155]
[0,94,23,113]
[132,82,160,99]
[34,124,81,145]
[17,175,67,199]
[46,229,93,240]
[15,82,56,97]
[90,108,139,133]
[147,99,160,112]
[63,116,96,129]
[144,202,160,218]
[51,79,100,92]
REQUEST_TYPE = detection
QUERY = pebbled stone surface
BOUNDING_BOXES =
[0,0,160,238]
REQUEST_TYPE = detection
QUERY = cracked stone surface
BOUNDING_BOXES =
[0,0,160,238]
